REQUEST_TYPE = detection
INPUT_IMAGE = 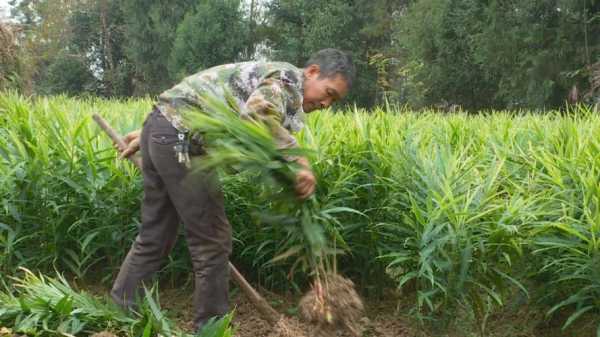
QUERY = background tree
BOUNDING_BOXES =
[393,0,600,110]
[69,0,133,96]
[0,21,23,91]
[41,53,96,95]
[265,0,404,107]
[3,0,599,110]
[120,0,196,95]
[8,0,77,94]
[168,0,250,80]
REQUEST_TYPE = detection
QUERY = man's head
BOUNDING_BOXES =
[302,49,354,113]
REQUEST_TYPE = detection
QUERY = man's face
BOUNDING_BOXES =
[302,65,349,113]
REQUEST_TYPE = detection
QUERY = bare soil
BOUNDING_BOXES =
[42,280,597,337]
[159,285,413,337]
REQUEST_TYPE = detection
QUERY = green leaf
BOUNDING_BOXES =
[142,317,152,337]
[563,306,594,330]
[269,246,303,264]
[54,295,73,316]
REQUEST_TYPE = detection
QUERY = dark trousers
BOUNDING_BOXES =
[111,109,232,330]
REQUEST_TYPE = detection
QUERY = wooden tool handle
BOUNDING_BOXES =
[92,114,143,168]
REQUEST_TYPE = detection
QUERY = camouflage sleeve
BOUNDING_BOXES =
[243,73,303,150]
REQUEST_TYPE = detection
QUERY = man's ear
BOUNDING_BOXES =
[304,64,321,80]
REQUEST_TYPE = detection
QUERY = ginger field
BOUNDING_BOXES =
[0,92,599,337]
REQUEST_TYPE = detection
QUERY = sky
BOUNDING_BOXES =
[0,0,12,21]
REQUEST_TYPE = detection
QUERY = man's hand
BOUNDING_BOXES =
[295,157,316,199]
[116,129,141,159]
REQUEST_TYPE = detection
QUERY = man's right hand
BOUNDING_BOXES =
[294,156,316,200]
[117,129,141,159]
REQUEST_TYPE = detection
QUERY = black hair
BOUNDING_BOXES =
[305,48,355,89]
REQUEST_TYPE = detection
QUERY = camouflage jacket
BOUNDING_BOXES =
[156,61,305,149]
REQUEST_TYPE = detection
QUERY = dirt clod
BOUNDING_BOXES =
[299,274,364,337]
[266,317,308,337]
[90,332,118,337]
